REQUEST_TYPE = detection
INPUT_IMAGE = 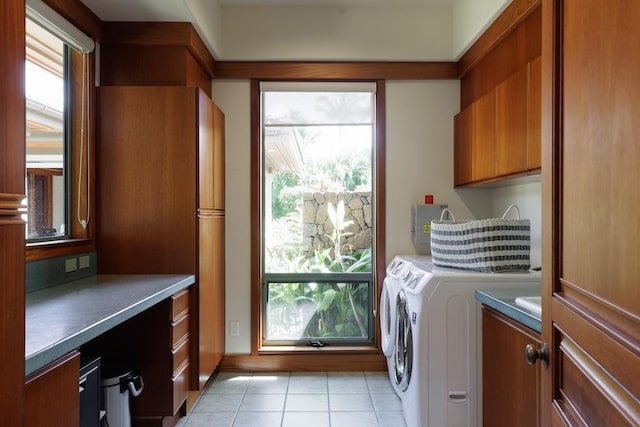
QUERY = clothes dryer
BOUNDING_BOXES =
[392,256,541,427]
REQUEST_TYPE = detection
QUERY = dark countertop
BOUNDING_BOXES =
[475,287,542,333]
[26,274,195,375]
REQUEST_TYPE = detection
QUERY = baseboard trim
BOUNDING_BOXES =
[219,353,387,372]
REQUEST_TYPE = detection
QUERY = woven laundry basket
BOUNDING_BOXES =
[430,205,531,273]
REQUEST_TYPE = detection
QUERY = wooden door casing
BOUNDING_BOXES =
[542,0,640,425]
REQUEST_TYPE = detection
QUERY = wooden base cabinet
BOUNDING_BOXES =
[25,352,80,427]
[482,307,541,427]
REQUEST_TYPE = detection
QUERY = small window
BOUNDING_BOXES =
[25,2,94,242]
[25,17,69,240]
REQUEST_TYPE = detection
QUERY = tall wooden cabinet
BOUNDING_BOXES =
[542,0,640,425]
[96,86,225,420]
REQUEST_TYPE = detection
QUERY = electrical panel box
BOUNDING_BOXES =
[411,204,448,255]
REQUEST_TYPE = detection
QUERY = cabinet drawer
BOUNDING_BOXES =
[172,337,189,373]
[171,361,190,414]
[170,312,190,347]
[171,289,190,320]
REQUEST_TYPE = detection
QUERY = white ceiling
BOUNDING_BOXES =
[80,0,454,22]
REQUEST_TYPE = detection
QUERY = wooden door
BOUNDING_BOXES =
[212,103,225,210]
[542,0,640,425]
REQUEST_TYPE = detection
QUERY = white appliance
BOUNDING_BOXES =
[380,256,411,396]
[387,255,541,427]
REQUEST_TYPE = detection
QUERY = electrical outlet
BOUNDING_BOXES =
[79,255,91,269]
[65,258,78,273]
[229,320,240,337]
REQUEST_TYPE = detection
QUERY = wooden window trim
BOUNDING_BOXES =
[250,79,386,355]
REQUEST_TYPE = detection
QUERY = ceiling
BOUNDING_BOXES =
[80,0,454,23]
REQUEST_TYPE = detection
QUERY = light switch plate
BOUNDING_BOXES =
[229,320,240,337]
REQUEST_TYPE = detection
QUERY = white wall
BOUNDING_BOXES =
[452,0,512,59]
[186,0,223,59]
[218,4,452,61]
[489,181,542,269]
[211,81,252,354]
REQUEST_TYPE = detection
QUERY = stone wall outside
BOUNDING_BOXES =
[302,191,372,257]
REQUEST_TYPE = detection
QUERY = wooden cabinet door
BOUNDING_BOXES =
[212,103,225,210]
[96,86,198,274]
[197,213,225,389]
[482,308,540,427]
[198,91,215,210]
[543,0,640,425]
[454,106,473,186]
[25,352,80,427]
[496,65,528,177]
[471,88,497,181]
[527,56,542,170]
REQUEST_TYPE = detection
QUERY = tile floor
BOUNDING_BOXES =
[176,371,407,427]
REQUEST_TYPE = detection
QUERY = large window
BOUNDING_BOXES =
[260,82,377,346]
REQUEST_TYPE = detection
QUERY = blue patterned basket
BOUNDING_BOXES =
[430,205,531,273]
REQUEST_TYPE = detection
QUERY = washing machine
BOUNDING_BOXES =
[380,256,412,396]
[391,255,541,427]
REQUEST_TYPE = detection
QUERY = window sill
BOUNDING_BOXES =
[258,345,379,355]
[27,238,95,261]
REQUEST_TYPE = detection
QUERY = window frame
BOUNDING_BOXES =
[250,79,386,353]
[25,7,97,261]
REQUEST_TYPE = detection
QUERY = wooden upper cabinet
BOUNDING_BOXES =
[543,0,640,425]
[454,106,473,186]
[527,56,542,170]
[472,88,497,181]
[496,65,528,176]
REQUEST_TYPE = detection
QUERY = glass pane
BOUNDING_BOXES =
[25,18,67,240]
[265,282,370,340]
[263,92,374,273]
[264,92,373,125]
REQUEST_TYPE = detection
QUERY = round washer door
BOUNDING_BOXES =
[394,289,413,392]
[380,277,396,357]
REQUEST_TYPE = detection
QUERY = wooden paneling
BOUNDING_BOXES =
[0,1,26,425]
[96,86,198,274]
[215,61,458,80]
[102,22,215,78]
[25,351,80,427]
[198,93,215,209]
[482,307,541,427]
[543,0,640,425]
